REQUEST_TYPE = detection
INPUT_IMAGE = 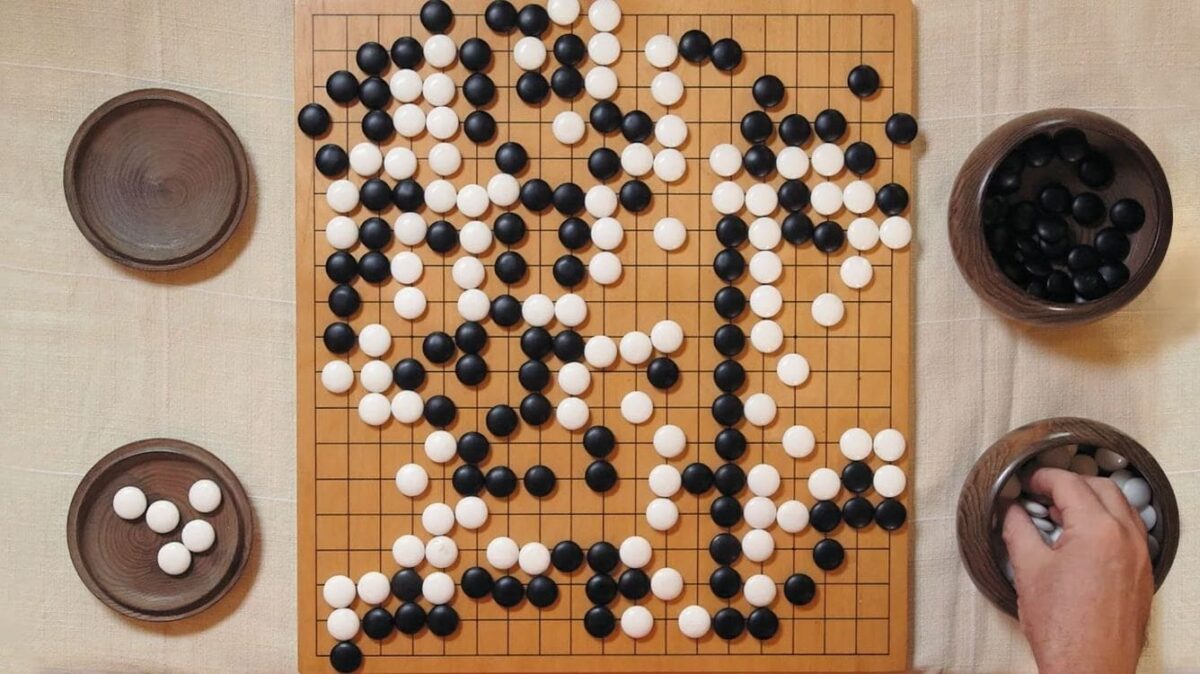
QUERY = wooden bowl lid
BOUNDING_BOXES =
[63,89,249,270]
[66,438,255,621]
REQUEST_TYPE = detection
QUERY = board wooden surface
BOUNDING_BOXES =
[295,0,913,671]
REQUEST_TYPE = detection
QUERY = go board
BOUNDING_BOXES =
[295,0,914,671]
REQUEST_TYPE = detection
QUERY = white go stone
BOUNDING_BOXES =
[157,542,191,575]
[742,528,775,562]
[349,142,382,176]
[422,72,456,106]
[187,479,222,513]
[393,103,426,138]
[839,427,873,461]
[654,114,687,147]
[395,463,429,497]
[424,430,457,463]
[460,220,493,254]
[621,605,653,640]
[592,216,625,249]
[621,143,653,177]
[427,142,461,177]
[457,184,489,218]
[848,217,880,250]
[880,215,912,249]
[394,212,427,246]
[873,428,907,462]
[487,173,520,207]
[392,534,425,567]
[843,180,875,214]
[653,424,687,458]
[650,71,684,106]
[588,0,622,31]
[840,255,873,289]
[423,34,457,68]
[1096,449,1129,472]
[422,502,455,535]
[327,608,360,641]
[555,293,588,326]
[749,217,782,250]
[112,486,147,520]
[745,184,778,217]
[547,0,581,24]
[744,496,777,529]
[585,66,619,99]
[653,217,687,251]
[486,536,519,570]
[389,69,422,102]
[384,146,417,180]
[811,292,845,327]
[552,110,586,145]
[648,464,682,497]
[709,144,742,177]
[810,181,843,216]
[653,149,687,182]
[744,393,777,427]
[321,360,353,393]
[750,319,784,354]
[325,179,358,213]
[455,496,489,529]
[358,323,391,357]
[586,184,618,217]
[747,463,781,496]
[873,464,907,498]
[809,467,841,500]
[678,605,710,639]
[588,32,621,65]
[782,425,816,458]
[358,392,392,426]
[422,571,456,605]
[325,216,357,249]
[458,289,490,321]
[522,293,555,326]
[1122,477,1152,510]
[426,106,459,140]
[621,391,654,424]
[323,575,356,608]
[777,353,810,387]
[645,34,678,68]
[424,178,457,213]
[589,249,622,283]
[744,574,777,607]
[646,497,679,531]
[513,36,547,70]
[651,567,684,601]
[558,362,592,395]
[1140,505,1158,531]
[394,286,428,320]
[357,572,391,605]
[650,319,684,353]
[452,256,486,290]
[556,397,590,430]
[584,335,618,368]
[811,142,845,176]
[750,284,783,318]
[777,146,810,179]
[360,360,394,393]
[620,536,653,568]
[425,535,459,569]
[391,250,423,284]
[776,499,810,533]
[392,390,424,423]
[619,331,653,364]
[749,250,783,283]
[519,542,552,575]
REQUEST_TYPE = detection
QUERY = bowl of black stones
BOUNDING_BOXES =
[949,108,1172,325]
[956,417,1180,618]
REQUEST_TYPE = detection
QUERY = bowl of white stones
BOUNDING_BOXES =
[956,417,1179,618]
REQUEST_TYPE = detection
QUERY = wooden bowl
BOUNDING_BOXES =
[66,438,254,621]
[956,417,1180,618]
[948,108,1172,325]
[63,89,249,270]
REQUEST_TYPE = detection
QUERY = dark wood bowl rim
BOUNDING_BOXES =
[66,437,255,621]
[948,108,1173,326]
[62,88,250,271]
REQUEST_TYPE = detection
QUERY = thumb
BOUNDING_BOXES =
[1001,503,1048,574]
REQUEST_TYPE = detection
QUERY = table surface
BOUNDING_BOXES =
[0,0,1197,672]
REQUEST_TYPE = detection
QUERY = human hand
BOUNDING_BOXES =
[1002,467,1153,674]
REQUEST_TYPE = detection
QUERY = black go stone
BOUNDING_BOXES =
[679,29,712,63]
[362,109,394,142]
[363,606,393,639]
[711,38,742,71]
[461,566,494,598]
[528,575,559,608]
[714,427,747,461]
[491,294,523,327]
[584,606,615,638]
[420,0,454,33]
[621,110,654,143]
[842,461,873,493]
[1038,182,1072,214]
[485,0,518,33]
[325,251,356,284]
[813,220,846,253]
[813,538,845,570]
[712,248,745,282]
[710,566,742,599]
[783,212,815,245]
[988,168,1021,196]
[392,568,422,601]
[495,251,528,284]
[552,540,584,573]
[553,330,585,362]
[748,607,779,640]
[359,217,392,249]
[393,358,425,390]
[551,66,584,99]
[1018,132,1052,167]
[456,429,489,460]
[586,572,618,604]
[752,75,785,108]
[427,607,459,638]
[716,215,748,247]
[314,144,347,177]
[741,110,773,143]
[1099,262,1130,290]
[464,110,497,143]
[393,602,426,635]
[847,64,881,97]
[1110,198,1145,233]
[1078,153,1114,188]
[427,220,458,253]
[588,147,621,181]
[554,33,586,66]
[711,393,743,426]
[714,608,745,640]
[359,177,392,211]
[810,500,841,533]
[1072,192,1106,227]
[876,498,907,530]
[1035,214,1068,243]
[524,464,556,496]
[1054,127,1089,163]
[1067,245,1102,272]
[681,462,715,494]
[463,72,496,106]
[516,71,551,104]
[619,180,652,212]
[814,108,847,142]
[845,141,877,175]
[486,405,519,437]
[455,354,488,386]
[392,178,424,210]
[558,217,591,250]
[494,212,527,244]
[330,642,362,673]
[618,569,650,600]
[588,541,619,573]
[454,321,488,354]
[710,495,742,527]
[780,113,812,146]
[357,251,390,283]
[1073,269,1108,300]
[709,532,741,564]
[712,323,745,356]
[485,466,518,498]
[521,326,553,359]
[877,183,909,216]
[1045,270,1074,303]
[714,462,745,496]
[452,464,485,495]
[713,360,746,393]
[590,101,623,134]
[779,180,810,213]
[583,425,616,458]
[520,179,554,211]
[519,359,550,391]
[743,144,776,178]
[423,395,456,427]
[390,36,422,68]
[459,37,492,71]
[1025,277,1048,299]
[553,182,585,215]
[982,197,1008,226]
[843,496,876,529]
[496,142,529,174]
[885,112,918,145]
[423,331,456,364]
[520,392,552,425]
[359,76,391,110]
[325,70,358,103]
[328,284,360,318]
[784,573,816,605]
[646,357,679,389]
[517,3,550,36]
[1095,227,1130,261]
[493,575,525,607]
[297,103,331,137]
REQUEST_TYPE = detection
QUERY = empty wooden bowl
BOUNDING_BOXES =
[949,108,1172,325]
[956,417,1179,618]
[66,438,254,621]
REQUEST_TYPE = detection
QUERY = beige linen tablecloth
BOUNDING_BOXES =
[1,1,1197,671]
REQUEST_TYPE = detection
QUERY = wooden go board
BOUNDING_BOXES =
[295,0,913,671]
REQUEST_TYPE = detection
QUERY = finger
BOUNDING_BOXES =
[1002,503,1049,573]
[1083,476,1144,533]
[1026,468,1108,529]
[1048,505,1063,526]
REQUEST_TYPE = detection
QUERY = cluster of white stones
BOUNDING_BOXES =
[111,479,221,576]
